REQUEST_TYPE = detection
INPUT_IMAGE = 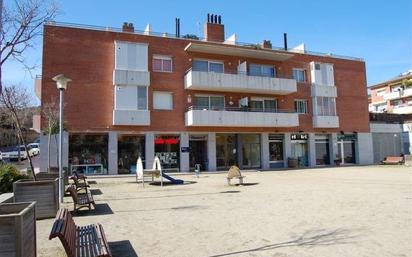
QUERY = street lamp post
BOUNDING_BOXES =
[52,74,71,204]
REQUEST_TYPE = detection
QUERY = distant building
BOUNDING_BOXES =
[369,70,412,114]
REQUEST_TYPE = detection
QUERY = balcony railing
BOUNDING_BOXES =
[188,105,294,113]
[185,105,299,127]
[45,21,363,62]
[185,68,297,94]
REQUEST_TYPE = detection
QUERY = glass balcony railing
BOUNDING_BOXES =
[187,105,295,113]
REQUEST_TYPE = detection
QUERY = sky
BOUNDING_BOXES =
[3,0,412,100]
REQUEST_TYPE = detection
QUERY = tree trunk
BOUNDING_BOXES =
[14,115,36,181]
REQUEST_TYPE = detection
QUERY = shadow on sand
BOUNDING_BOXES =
[72,203,114,216]
[109,240,139,257]
[207,228,363,257]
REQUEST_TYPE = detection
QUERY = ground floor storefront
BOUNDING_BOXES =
[39,131,374,174]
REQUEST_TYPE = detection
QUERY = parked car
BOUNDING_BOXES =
[0,146,28,161]
[28,143,40,156]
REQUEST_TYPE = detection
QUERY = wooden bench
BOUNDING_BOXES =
[382,156,404,165]
[66,185,96,213]
[227,165,245,185]
[49,208,112,257]
[70,172,90,192]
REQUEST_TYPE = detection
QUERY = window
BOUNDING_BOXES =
[293,69,306,82]
[153,91,173,110]
[115,85,147,110]
[249,64,276,77]
[392,100,403,108]
[249,98,277,112]
[152,55,172,72]
[316,97,336,116]
[295,100,308,114]
[193,60,223,73]
[194,95,224,110]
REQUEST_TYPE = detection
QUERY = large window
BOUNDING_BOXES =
[193,60,224,73]
[194,95,224,110]
[293,68,306,82]
[115,86,147,110]
[153,91,173,110]
[69,134,108,174]
[295,100,308,114]
[316,97,336,116]
[315,135,330,165]
[249,98,277,112]
[249,64,276,77]
[152,55,172,72]
[155,135,180,171]
[118,135,145,174]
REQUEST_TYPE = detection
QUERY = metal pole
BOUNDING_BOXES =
[59,89,64,204]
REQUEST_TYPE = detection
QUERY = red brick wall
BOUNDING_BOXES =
[204,23,225,42]
[41,25,370,134]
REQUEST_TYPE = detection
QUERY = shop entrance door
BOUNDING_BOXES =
[189,137,208,171]
[240,134,261,169]
[337,141,356,164]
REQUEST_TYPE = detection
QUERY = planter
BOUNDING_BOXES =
[36,170,69,185]
[13,179,59,219]
[288,158,298,168]
[0,202,36,257]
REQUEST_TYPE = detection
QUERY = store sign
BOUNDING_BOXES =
[291,133,308,140]
[154,138,179,145]
[181,147,190,153]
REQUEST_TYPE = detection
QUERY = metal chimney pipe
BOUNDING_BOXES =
[283,33,288,50]
[214,14,218,23]
[178,18,180,37]
[218,15,221,24]
[207,13,210,23]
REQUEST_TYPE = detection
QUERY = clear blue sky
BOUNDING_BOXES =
[3,0,412,99]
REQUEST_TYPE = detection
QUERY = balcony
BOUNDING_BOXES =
[113,109,150,126]
[185,106,299,127]
[113,69,150,86]
[184,69,297,95]
[402,88,412,97]
[311,84,337,97]
[392,105,412,114]
[313,115,339,128]
[384,91,401,100]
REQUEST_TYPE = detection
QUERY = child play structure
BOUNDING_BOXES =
[136,156,184,187]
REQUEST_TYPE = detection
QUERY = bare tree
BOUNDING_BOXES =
[0,84,36,180]
[0,0,58,92]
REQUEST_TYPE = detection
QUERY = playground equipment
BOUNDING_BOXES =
[136,156,184,187]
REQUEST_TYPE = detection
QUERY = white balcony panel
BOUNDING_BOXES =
[392,106,412,114]
[313,115,339,128]
[185,110,299,127]
[311,84,337,97]
[113,69,150,86]
[402,88,412,97]
[113,109,150,126]
[185,70,297,95]
[383,91,401,100]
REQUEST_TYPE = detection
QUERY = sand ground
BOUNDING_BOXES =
[37,165,412,257]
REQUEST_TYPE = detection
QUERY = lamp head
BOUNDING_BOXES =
[52,74,71,90]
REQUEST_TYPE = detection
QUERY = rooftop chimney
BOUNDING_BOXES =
[122,22,134,32]
[262,40,272,49]
[204,13,225,42]
[283,33,288,50]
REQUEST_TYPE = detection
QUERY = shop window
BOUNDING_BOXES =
[155,135,180,171]
[118,135,145,174]
[315,135,330,165]
[69,134,108,174]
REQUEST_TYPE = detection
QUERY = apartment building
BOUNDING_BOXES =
[38,15,373,174]
[369,70,412,114]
